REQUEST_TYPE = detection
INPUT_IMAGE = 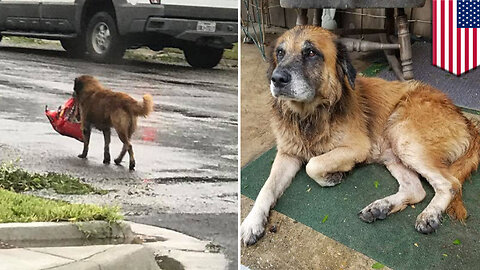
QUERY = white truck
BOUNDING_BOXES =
[0,0,238,68]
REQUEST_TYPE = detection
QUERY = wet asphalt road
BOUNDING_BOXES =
[0,42,238,269]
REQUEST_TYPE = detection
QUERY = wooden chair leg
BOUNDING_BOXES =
[296,8,308,25]
[313,8,321,26]
[396,8,414,80]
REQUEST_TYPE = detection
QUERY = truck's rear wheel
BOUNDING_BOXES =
[86,12,125,62]
[183,46,223,68]
[61,38,86,58]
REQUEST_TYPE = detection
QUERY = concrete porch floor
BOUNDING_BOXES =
[240,38,480,269]
[240,39,390,269]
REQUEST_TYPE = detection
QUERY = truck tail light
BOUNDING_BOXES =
[150,0,161,4]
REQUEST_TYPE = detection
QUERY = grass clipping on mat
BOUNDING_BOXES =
[0,189,122,223]
[0,161,105,195]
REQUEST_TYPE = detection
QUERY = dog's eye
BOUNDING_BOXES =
[276,49,284,59]
[307,50,316,57]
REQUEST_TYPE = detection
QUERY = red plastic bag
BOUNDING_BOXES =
[45,98,83,142]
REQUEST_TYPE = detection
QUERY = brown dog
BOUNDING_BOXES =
[73,75,154,170]
[241,25,480,245]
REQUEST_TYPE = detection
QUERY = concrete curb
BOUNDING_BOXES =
[0,221,133,242]
[0,221,228,270]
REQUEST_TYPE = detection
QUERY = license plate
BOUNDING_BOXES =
[197,21,216,32]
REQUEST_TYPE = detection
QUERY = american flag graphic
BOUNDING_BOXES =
[433,0,480,75]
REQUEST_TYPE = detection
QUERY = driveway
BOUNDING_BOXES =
[0,40,238,269]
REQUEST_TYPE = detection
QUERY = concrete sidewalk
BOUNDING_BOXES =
[0,221,228,270]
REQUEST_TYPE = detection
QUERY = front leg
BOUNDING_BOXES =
[102,129,111,164]
[78,123,91,158]
[241,152,301,246]
[306,146,368,187]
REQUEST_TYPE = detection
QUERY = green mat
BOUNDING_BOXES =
[242,148,480,269]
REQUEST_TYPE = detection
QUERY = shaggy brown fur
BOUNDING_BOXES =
[73,75,154,170]
[241,25,479,245]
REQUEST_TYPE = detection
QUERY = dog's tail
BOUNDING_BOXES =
[133,94,154,117]
[446,119,480,221]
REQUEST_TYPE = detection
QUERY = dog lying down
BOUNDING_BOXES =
[241,26,480,245]
[73,75,154,170]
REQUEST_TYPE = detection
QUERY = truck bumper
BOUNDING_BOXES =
[116,5,165,35]
[145,17,237,48]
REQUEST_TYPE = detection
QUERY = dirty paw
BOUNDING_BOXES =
[241,214,266,246]
[415,210,443,234]
[325,172,345,186]
[312,172,345,187]
[358,199,392,223]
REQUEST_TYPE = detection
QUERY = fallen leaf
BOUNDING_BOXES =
[442,253,448,257]
[411,205,416,209]
[374,181,379,188]
[453,239,461,245]
[414,243,419,247]
[372,262,384,269]
[322,215,329,223]
[306,187,311,192]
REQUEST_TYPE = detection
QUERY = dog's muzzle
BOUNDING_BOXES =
[270,69,292,97]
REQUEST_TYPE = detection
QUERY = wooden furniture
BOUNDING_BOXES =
[280,0,427,81]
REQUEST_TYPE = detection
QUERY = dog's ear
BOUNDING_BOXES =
[73,77,83,93]
[335,40,356,90]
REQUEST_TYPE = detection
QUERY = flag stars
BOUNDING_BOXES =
[458,0,480,28]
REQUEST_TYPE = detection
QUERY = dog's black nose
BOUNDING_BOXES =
[271,69,291,88]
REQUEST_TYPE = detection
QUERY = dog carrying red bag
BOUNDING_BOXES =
[45,98,83,142]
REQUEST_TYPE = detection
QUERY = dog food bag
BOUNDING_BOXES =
[45,98,83,142]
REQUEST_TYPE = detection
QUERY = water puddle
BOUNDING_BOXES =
[155,255,185,270]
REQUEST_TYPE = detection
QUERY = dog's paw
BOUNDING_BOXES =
[311,172,345,187]
[114,158,122,165]
[358,199,392,223]
[241,213,266,246]
[129,161,135,171]
[103,154,110,164]
[78,154,87,159]
[325,172,345,185]
[415,209,443,234]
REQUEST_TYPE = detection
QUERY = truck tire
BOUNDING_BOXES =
[183,46,224,68]
[85,12,125,62]
[61,38,86,58]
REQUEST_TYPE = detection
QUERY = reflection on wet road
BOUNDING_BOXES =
[0,44,238,269]
[0,49,237,179]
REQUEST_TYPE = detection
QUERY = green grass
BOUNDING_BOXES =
[361,62,389,77]
[0,189,122,223]
[164,45,238,60]
[0,161,106,195]
[3,36,238,61]
[124,49,184,63]
[223,43,238,60]
[2,36,51,45]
